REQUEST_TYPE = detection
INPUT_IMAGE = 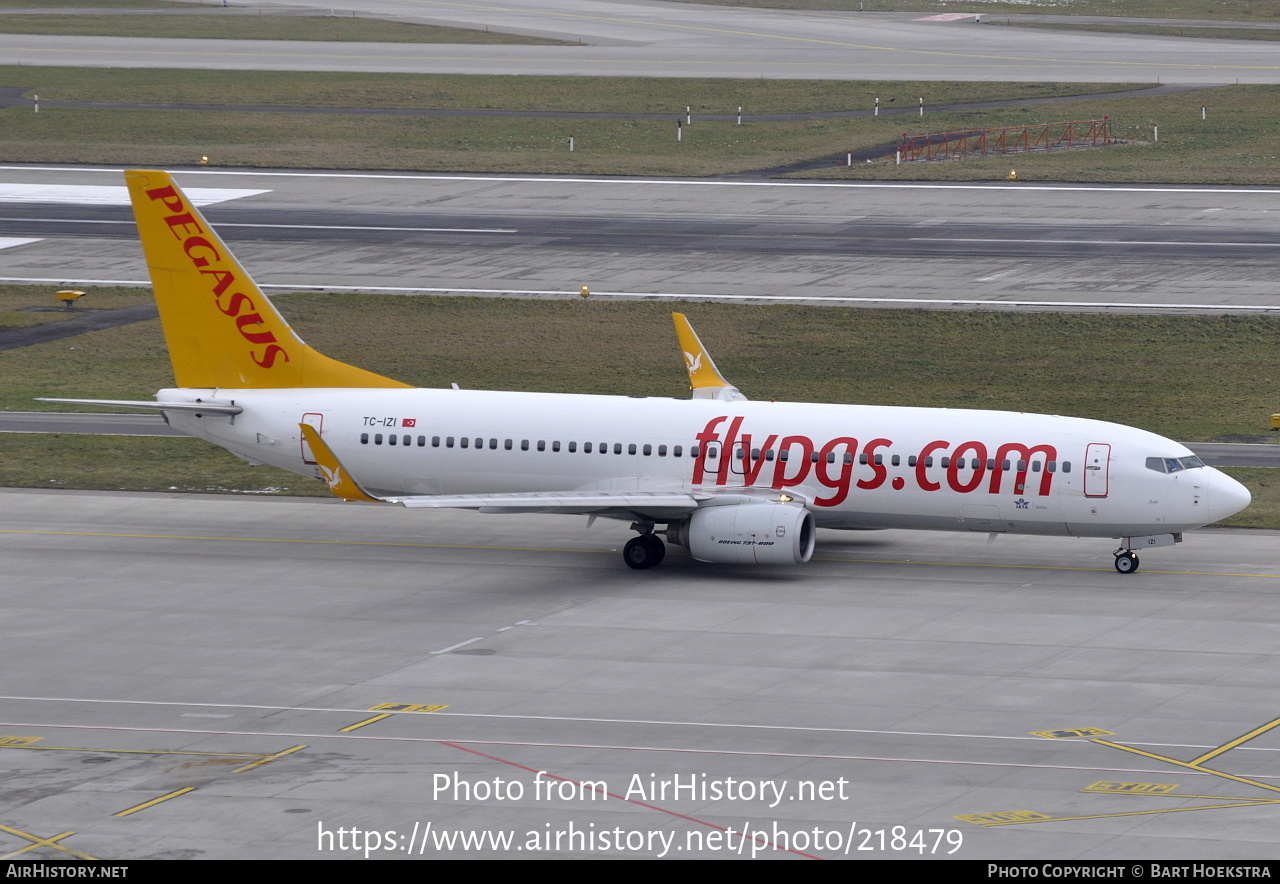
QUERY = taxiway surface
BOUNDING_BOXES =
[3,167,1280,312]
[2,488,1279,859]
[2,0,1278,83]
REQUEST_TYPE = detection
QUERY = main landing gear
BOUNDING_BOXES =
[623,524,666,570]
[1113,549,1140,574]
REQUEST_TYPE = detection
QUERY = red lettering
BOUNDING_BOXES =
[216,292,254,317]
[236,313,277,345]
[771,435,814,489]
[182,236,220,268]
[855,438,892,490]
[252,344,290,369]
[915,440,949,491]
[989,443,1057,497]
[947,441,988,493]
[164,212,203,240]
[200,269,236,298]
[692,416,727,485]
[814,437,856,507]
[144,185,184,214]
[739,434,778,486]
[716,416,745,486]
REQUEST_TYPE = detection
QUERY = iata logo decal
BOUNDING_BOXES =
[693,416,1058,508]
[144,184,289,370]
[683,350,704,374]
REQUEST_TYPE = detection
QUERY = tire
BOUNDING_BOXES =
[1114,552,1139,574]
[644,533,666,567]
[624,535,657,570]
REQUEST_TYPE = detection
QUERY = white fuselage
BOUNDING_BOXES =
[160,387,1249,539]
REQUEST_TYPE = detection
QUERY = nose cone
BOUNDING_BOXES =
[1207,469,1252,524]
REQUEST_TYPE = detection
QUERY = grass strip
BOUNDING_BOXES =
[0,0,170,7]
[655,0,1280,21]
[2,290,1276,441]
[3,67,1279,183]
[0,14,569,44]
[6,68,1111,113]
[0,285,155,332]
[1218,468,1280,529]
[994,22,1280,41]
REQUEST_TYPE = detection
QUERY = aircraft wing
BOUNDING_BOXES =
[387,490,703,515]
[299,424,798,517]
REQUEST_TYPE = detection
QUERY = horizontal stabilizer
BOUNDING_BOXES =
[36,397,243,415]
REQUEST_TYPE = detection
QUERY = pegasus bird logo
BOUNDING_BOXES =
[320,464,344,491]
[683,350,703,374]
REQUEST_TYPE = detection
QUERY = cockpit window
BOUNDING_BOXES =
[1145,455,1205,473]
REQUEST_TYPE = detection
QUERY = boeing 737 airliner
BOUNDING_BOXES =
[42,171,1251,573]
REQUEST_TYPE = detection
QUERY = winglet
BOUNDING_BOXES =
[299,423,382,503]
[672,313,747,401]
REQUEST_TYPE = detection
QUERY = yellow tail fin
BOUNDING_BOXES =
[126,170,410,389]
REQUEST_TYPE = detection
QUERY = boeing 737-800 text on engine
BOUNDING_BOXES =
[41,171,1251,573]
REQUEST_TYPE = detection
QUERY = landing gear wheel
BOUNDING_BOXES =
[1114,551,1140,574]
[623,534,666,570]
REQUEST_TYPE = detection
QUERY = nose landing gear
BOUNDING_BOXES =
[1113,549,1140,574]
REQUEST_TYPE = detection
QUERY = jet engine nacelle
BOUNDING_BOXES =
[669,503,816,565]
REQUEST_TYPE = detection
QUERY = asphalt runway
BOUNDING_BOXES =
[3,166,1280,312]
[2,487,1279,860]
[2,0,1279,83]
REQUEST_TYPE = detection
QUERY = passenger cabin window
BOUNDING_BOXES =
[374,434,383,445]
[361,433,369,444]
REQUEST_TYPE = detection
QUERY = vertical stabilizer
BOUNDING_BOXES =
[126,169,410,389]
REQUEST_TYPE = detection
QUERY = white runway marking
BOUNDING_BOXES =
[6,167,1280,196]
[0,217,514,234]
[2,277,1276,314]
[0,237,40,251]
[923,237,1280,248]
[0,183,268,206]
